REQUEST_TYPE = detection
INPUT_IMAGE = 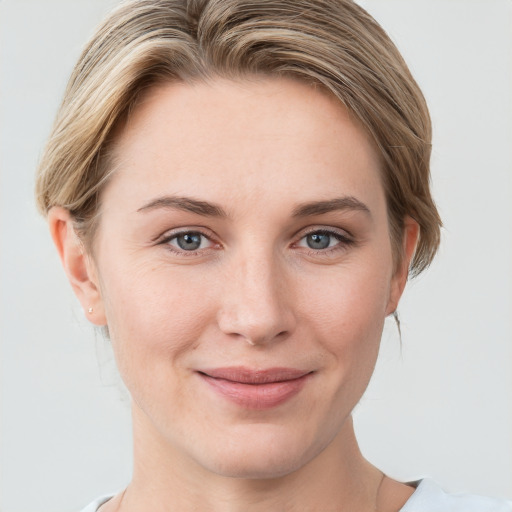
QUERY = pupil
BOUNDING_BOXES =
[307,233,330,249]
[177,233,201,250]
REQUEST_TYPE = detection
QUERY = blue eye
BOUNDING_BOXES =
[297,230,351,251]
[168,231,211,251]
[306,233,332,249]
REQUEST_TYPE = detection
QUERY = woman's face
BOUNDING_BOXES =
[85,77,410,478]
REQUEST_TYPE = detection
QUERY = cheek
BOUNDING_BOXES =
[299,258,392,377]
[302,257,391,333]
[98,260,216,387]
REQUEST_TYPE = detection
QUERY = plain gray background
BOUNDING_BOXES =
[1,0,511,510]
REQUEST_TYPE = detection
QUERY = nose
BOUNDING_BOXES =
[216,251,297,346]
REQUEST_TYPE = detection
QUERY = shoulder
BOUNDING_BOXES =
[80,495,114,512]
[401,479,512,512]
[80,482,512,512]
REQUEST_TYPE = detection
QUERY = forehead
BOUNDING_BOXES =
[105,77,384,215]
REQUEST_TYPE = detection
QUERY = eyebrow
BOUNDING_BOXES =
[137,196,228,217]
[137,194,370,219]
[292,196,371,218]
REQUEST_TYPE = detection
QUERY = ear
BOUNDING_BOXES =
[48,207,107,326]
[386,217,420,315]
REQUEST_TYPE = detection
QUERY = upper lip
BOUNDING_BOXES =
[198,367,311,384]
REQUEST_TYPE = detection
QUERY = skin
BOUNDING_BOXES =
[50,77,418,511]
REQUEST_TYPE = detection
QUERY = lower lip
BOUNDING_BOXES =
[199,373,311,410]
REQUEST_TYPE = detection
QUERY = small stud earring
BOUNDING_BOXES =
[88,307,94,314]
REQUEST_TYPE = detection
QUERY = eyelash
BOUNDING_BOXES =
[157,227,354,257]
[158,229,218,256]
[294,228,355,257]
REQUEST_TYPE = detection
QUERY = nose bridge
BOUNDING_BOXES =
[217,244,295,345]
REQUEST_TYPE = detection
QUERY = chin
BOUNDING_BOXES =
[192,423,324,480]
[207,451,306,480]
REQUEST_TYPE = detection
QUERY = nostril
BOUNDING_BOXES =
[216,278,297,345]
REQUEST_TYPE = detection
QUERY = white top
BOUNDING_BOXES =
[400,479,512,511]
[81,479,512,512]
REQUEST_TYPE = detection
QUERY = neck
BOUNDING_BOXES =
[116,405,384,512]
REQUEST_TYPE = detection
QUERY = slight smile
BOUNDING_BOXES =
[197,367,314,410]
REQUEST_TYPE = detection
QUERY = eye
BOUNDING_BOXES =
[304,232,334,250]
[296,229,352,251]
[165,231,213,252]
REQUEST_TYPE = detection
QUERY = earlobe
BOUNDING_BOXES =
[48,207,107,326]
[386,217,420,315]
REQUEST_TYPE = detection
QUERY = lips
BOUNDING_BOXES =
[197,367,312,410]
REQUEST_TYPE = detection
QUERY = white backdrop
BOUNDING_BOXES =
[1,1,511,510]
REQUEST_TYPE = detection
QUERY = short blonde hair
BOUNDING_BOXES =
[36,0,441,275]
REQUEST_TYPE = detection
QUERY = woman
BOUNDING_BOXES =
[35,0,511,510]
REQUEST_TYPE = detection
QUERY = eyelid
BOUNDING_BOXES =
[155,227,221,256]
[153,225,354,256]
[294,225,354,242]
[154,226,216,244]
[292,225,355,254]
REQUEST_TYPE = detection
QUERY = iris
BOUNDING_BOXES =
[306,233,331,250]
[176,232,202,251]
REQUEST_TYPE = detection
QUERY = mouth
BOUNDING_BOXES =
[197,367,313,410]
